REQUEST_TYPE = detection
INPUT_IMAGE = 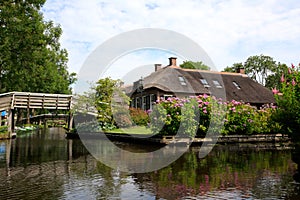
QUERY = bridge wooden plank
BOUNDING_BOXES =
[13,104,71,109]
[1,92,73,138]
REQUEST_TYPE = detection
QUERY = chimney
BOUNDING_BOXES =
[155,64,162,71]
[236,67,245,74]
[168,57,177,66]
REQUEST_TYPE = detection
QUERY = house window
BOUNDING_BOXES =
[136,97,141,108]
[144,96,150,110]
[151,94,157,102]
[212,80,222,88]
[200,79,210,87]
[142,96,150,110]
[232,81,241,89]
[132,98,136,108]
[178,76,187,85]
[150,94,157,110]
[164,95,173,100]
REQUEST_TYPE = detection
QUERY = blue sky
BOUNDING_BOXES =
[42,0,300,80]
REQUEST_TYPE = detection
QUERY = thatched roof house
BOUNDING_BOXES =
[128,57,275,110]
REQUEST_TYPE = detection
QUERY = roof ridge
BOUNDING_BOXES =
[177,67,247,77]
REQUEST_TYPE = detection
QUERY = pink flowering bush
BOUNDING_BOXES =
[150,95,225,137]
[221,100,256,135]
[221,101,279,135]
[150,97,199,137]
[150,94,278,137]
[274,63,300,139]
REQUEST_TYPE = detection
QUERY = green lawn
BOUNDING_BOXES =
[105,126,152,135]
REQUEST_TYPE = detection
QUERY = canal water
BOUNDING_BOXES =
[0,127,300,200]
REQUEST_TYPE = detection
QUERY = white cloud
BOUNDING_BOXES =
[42,0,300,76]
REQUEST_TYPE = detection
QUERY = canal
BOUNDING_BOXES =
[0,128,300,199]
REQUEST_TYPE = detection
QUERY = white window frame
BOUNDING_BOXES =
[178,76,187,86]
[163,94,173,100]
[200,78,210,88]
[150,94,155,110]
[212,80,222,88]
[233,81,241,89]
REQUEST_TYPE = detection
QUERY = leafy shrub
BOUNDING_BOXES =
[149,95,278,137]
[150,97,200,137]
[129,107,149,126]
[253,105,281,134]
[221,100,256,135]
[114,110,132,128]
[274,63,300,140]
[76,120,101,132]
[0,125,8,134]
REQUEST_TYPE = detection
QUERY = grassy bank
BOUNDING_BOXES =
[105,126,152,135]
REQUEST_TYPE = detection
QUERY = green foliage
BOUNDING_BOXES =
[0,125,8,134]
[180,99,199,137]
[149,95,278,137]
[95,77,119,127]
[223,55,286,89]
[113,110,132,128]
[94,77,130,130]
[72,89,96,114]
[150,96,206,137]
[274,64,300,139]
[0,0,76,93]
[180,61,210,70]
[221,101,279,135]
[244,54,277,86]
[223,62,243,73]
[265,63,288,90]
[129,107,149,126]
[76,121,101,132]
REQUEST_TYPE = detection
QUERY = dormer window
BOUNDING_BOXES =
[200,79,210,88]
[212,80,222,88]
[178,76,187,85]
[233,81,241,89]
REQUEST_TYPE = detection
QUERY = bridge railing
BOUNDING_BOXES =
[0,93,12,111]
[0,92,73,138]
[0,92,72,111]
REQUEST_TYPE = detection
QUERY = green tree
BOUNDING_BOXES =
[223,62,243,73]
[265,62,288,90]
[274,64,300,140]
[0,0,76,94]
[244,54,277,87]
[180,61,210,70]
[223,55,285,89]
[94,77,130,129]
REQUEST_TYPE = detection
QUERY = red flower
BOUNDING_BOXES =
[272,87,280,95]
[292,63,295,69]
[292,78,296,86]
[280,74,285,83]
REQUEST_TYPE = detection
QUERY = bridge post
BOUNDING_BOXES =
[7,109,15,138]
[6,139,11,172]
[68,113,74,130]
[43,116,47,130]
[27,94,30,124]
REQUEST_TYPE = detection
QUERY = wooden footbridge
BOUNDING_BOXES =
[0,92,73,138]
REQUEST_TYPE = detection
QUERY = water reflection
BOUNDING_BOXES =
[0,128,299,199]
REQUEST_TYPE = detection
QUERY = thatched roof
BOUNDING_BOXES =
[129,64,275,104]
[143,66,209,94]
